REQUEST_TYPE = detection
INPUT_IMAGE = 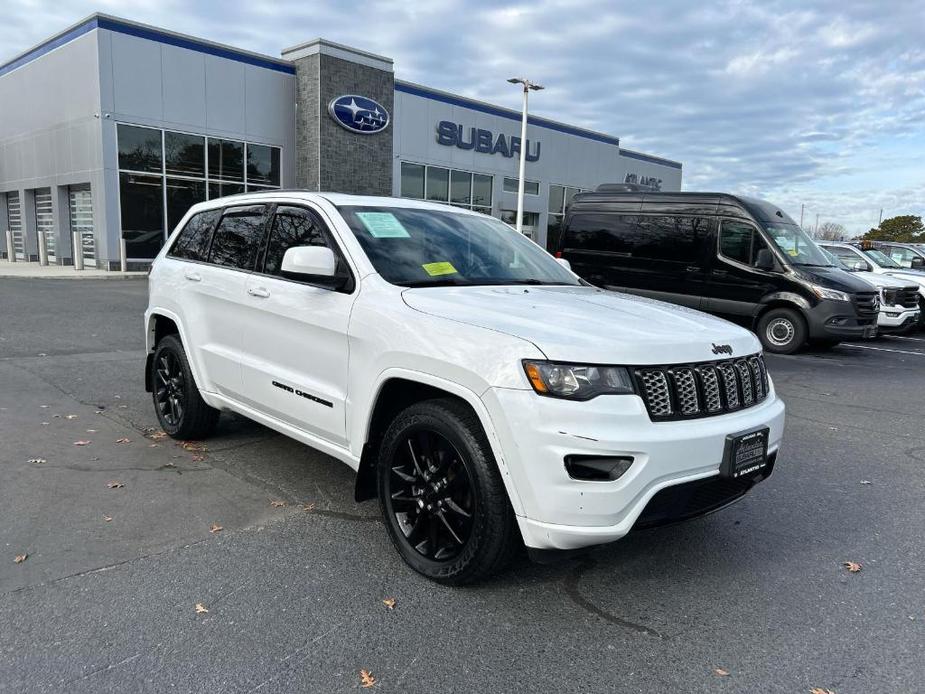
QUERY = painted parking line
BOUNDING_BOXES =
[883,335,925,343]
[842,343,925,357]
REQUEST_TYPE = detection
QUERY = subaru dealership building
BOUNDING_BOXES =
[0,14,682,269]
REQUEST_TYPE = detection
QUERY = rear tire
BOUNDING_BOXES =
[756,307,807,355]
[376,398,518,585]
[150,335,220,440]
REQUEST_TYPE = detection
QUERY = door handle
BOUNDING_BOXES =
[184,271,202,282]
[247,286,270,298]
[711,269,728,277]
[685,265,700,273]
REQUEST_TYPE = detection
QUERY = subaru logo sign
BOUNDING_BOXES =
[328,95,390,134]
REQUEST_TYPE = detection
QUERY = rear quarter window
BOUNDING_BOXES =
[563,213,641,254]
[207,205,268,270]
[167,209,221,262]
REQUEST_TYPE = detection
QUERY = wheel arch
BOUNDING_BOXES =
[144,310,202,394]
[752,294,810,331]
[353,371,524,516]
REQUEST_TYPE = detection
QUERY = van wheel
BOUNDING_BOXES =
[757,308,807,354]
[376,398,518,585]
[150,335,220,440]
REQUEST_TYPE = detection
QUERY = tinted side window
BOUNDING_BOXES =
[563,214,641,254]
[635,215,712,262]
[208,205,267,270]
[168,209,220,262]
[719,221,769,266]
[263,206,329,276]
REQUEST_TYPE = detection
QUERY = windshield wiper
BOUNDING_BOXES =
[401,278,473,288]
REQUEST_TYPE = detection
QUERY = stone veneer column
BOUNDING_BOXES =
[282,39,394,196]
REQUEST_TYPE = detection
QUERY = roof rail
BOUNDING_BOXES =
[595,182,658,193]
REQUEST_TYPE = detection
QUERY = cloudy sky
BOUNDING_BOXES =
[2,0,923,236]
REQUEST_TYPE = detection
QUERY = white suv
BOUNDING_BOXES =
[145,192,786,584]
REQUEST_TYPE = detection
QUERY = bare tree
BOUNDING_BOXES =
[815,222,847,241]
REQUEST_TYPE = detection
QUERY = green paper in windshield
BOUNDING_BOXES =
[356,212,411,238]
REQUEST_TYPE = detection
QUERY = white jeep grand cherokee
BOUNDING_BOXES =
[145,192,786,584]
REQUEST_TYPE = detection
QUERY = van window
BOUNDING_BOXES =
[563,214,641,254]
[719,220,769,266]
[168,209,220,262]
[207,205,267,270]
[635,216,712,263]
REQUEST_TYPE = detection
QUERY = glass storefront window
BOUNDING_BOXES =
[118,124,162,173]
[400,163,425,199]
[209,182,246,199]
[166,178,206,232]
[246,144,281,186]
[208,139,245,181]
[426,167,449,202]
[503,177,540,195]
[472,174,492,208]
[165,132,205,178]
[548,185,565,214]
[450,170,472,205]
[119,173,164,259]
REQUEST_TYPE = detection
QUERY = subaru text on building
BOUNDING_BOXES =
[556,190,879,353]
[145,191,786,584]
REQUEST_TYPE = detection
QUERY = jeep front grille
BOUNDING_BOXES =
[635,353,770,421]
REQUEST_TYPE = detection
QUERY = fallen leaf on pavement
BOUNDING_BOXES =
[209,523,223,534]
[359,670,376,688]
[73,440,92,446]
[270,500,286,508]
[40,404,49,408]
[810,688,836,694]
[103,515,113,522]
[860,480,872,485]
[107,481,125,489]
[195,603,208,614]
[65,414,78,420]
[14,554,28,564]
[115,437,131,444]
[181,441,207,452]
[149,431,167,441]
[302,503,316,512]
[149,444,159,448]
[713,667,730,677]
[382,598,396,610]
[843,561,862,573]
[192,455,206,462]
[86,429,97,433]
[53,414,62,418]
[28,458,46,464]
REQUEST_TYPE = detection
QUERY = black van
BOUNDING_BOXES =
[556,190,879,354]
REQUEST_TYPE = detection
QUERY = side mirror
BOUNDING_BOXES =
[851,260,869,272]
[555,257,572,271]
[281,246,343,287]
[912,256,924,269]
[755,248,775,271]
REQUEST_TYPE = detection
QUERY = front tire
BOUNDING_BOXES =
[150,334,220,440]
[376,398,518,585]
[757,307,807,355]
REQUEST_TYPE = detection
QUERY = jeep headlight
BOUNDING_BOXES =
[523,360,636,400]
[810,284,851,302]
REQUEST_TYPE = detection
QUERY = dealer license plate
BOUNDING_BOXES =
[720,428,770,479]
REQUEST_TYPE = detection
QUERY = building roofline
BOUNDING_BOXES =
[281,37,392,66]
[619,147,682,170]
[0,13,296,79]
[395,79,621,147]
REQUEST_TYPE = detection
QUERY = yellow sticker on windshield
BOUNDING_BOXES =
[422,261,458,276]
[788,249,799,256]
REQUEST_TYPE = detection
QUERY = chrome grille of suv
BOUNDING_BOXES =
[635,354,770,421]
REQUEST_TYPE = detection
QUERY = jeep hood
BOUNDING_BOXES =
[402,285,760,364]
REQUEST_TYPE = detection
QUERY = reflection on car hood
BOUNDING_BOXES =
[853,271,907,289]
[883,269,925,286]
[402,285,761,364]
[790,265,875,292]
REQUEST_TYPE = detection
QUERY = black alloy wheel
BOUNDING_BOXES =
[385,428,476,562]
[376,398,518,584]
[150,334,220,440]
[154,350,185,428]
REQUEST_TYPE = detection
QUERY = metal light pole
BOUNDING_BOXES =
[508,77,544,235]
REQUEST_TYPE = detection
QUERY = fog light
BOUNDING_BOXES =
[564,455,634,481]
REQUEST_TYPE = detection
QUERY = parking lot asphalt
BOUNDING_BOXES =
[1,277,923,694]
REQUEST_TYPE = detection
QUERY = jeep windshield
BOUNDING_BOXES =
[763,223,834,267]
[339,205,581,287]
